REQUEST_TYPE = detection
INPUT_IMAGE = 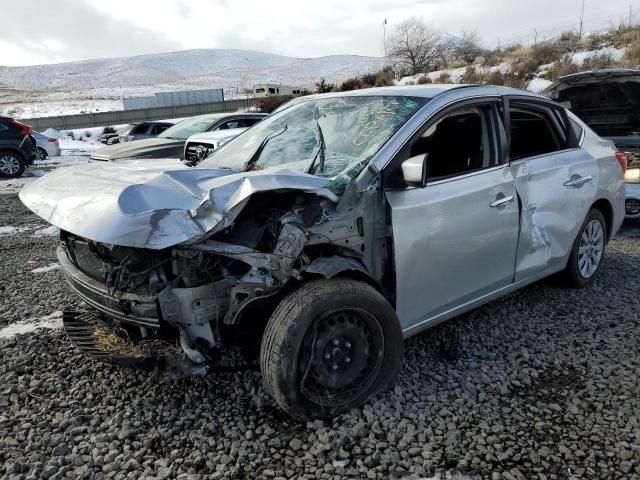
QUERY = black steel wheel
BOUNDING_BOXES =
[260,278,403,420]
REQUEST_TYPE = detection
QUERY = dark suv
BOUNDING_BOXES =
[0,117,37,178]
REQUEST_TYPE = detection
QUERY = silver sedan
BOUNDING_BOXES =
[20,85,625,420]
[33,131,61,160]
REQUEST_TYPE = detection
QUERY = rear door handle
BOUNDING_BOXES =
[490,195,514,208]
[563,175,593,187]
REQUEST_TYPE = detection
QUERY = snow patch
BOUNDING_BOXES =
[31,263,61,274]
[32,225,60,237]
[0,226,29,236]
[527,78,554,93]
[0,312,64,339]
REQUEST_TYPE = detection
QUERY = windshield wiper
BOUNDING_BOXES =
[307,120,326,175]
[244,124,288,171]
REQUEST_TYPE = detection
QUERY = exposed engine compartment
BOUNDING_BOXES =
[58,190,374,370]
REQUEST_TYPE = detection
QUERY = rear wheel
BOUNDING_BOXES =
[561,208,606,287]
[0,151,26,179]
[36,147,48,160]
[260,279,403,420]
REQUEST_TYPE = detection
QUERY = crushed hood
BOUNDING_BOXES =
[19,160,333,249]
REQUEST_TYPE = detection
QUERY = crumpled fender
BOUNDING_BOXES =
[301,255,370,279]
[19,160,335,249]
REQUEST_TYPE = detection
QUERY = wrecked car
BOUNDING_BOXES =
[20,85,625,420]
[544,69,640,219]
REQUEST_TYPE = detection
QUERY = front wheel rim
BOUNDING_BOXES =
[0,155,20,175]
[298,308,384,408]
[578,219,604,279]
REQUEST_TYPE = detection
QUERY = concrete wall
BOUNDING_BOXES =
[20,98,255,131]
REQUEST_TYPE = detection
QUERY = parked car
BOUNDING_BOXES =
[184,127,248,165]
[99,132,120,145]
[90,113,267,162]
[118,120,176,143]
[544,69,640,219]
[21,85,624,420]
[0,116,36,178]
[33,131,61,160]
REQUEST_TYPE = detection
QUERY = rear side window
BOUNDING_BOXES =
[131,124,149,135]
[510,108,561,160]
[570,118,584,144]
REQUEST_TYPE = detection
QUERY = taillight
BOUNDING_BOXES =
[11,119,32,136]
[616,151,628,173]
[48,138,59,143]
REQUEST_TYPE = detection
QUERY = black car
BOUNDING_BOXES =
[0,116,37,178]
[89,113,267,162]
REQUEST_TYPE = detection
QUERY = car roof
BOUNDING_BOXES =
[281,84,543,106]
[187,112,268,121]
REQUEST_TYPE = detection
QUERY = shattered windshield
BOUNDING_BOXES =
[197,96,426,193]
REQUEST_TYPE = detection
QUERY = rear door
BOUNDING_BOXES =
[506,98,597,280]
[385,99,520,332]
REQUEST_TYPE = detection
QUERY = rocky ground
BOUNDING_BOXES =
[1,166,639,480]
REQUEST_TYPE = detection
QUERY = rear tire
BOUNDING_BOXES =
[36,147,48,160]
[0,151,26,179]
[260,278,403,420]
[561,208,606,288]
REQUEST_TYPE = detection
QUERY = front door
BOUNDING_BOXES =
[384,101,519,333]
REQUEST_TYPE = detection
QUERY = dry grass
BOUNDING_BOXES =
[436,72,452,84]
[93,325,181,358]
[416,75,431,84]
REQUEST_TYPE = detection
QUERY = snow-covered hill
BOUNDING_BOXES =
[0,48,388,118]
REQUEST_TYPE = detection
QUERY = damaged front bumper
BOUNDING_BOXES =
[57,246,160,327]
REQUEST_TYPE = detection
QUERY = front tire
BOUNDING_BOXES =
[0,151,26,179]
[260,279,403,420]
[561,208,606,288]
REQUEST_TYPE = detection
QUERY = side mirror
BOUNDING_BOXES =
[401,153,428,187]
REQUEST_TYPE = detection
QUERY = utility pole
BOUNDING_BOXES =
[383,18,388,58]
[578,0,585,39]
[630,5,633,28]
[534,28,538,45]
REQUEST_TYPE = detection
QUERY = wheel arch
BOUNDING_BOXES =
[0,147,26,160]
[300,255,383,293]
[591,198,613,242]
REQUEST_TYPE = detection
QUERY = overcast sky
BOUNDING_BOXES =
[0,0,636,66]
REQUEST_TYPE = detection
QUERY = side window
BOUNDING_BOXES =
[244,118,261,127]
[269,88,276,94]
[150,124,170,135]
[410,105,498,181]
[131,124,149,135]
[509,107,562,160]
[570,118,584,144]
[216,120,242,130]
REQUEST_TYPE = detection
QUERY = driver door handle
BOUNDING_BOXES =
[490,195,514,208]
[563,175,593,187]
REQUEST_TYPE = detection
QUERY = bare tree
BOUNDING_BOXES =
[388,18,445,75]
[452,30,485,64]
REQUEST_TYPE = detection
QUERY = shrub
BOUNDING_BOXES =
[84,130,92,138]
[485,70,506,86]
[256,95,293,113]
[338,77,364,91]
[460,66,487,84]
[509,57,539,81]
[374,66,395,87]
[436,72,451,84]
[66,131,75,140]
[416,75,431,84]
[103,126,116,134]
[624,37,640,68]
[542,54,580,81]
[582,53,614,71]
[530,42,562,65]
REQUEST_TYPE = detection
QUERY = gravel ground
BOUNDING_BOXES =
[1,166,639,480]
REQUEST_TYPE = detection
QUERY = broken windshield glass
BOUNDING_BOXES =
[198,96,427,193]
